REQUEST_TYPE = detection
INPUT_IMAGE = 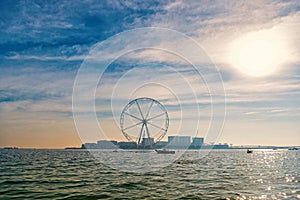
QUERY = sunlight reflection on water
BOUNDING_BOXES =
[0,149,299,199]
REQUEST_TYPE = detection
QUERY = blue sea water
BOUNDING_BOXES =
[0,149,299,199]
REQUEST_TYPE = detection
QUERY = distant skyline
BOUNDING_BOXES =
[1,0,300,148]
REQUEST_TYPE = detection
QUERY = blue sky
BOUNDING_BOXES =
[0,0,299,147]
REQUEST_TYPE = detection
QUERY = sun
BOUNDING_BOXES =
[228,29,288,77]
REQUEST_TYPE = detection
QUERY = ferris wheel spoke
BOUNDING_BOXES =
[120,97,169,146]
[135,101,145,119]
[147,121,167,131]
[138,123,145,144]
[123,121,143,131]
[145,101,154,119]
[147,112,165,121]
[123,112,143,121]
[144,123,151,139]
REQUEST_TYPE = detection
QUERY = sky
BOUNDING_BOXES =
[0,0,300,148]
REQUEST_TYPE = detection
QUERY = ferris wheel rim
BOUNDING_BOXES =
[120,97,169,144]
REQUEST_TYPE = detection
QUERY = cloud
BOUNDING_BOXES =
[3,0,300,70]
[0,0,172,57]
[0,0,299,146]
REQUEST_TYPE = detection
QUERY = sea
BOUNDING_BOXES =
[0,149,299,199]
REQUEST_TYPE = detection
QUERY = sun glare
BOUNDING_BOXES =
[228,29,288,77]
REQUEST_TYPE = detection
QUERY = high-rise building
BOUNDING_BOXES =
[191,137,204,148]
[168,136,191,148]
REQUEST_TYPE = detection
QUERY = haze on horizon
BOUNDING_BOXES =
[0,0,300,148]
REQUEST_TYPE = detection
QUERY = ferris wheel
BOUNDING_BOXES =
[120,97,169,146]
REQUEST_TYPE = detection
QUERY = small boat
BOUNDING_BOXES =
[247,149,253,154]
[155,149,175,154]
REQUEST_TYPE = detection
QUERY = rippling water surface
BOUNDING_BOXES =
[0,149,299,199]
